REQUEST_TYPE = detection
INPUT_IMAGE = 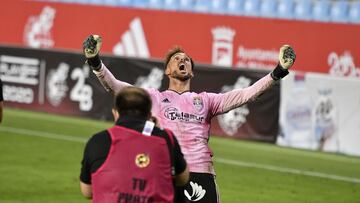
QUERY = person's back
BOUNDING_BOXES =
[80,86,189,202]
[92,125,175,203]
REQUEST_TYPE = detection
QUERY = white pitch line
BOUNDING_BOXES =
[215,158,360,184]
[6,110,112,128]
[0,126,88,143]
[219,140,360,164]
[1,126,360,184]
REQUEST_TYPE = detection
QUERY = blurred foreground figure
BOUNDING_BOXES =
[0,78,3,123]
[83,35,296,203]
[80,86,189,202]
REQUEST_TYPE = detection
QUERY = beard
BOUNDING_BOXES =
[171,71,192,81]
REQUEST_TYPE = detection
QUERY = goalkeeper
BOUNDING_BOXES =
[83,35,296,203]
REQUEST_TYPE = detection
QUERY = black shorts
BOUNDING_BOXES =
[175,172,220,203]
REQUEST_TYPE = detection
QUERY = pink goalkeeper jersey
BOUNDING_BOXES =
[94,64,274,174]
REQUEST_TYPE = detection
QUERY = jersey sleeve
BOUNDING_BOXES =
[80,131,111,184]
[208,73,275,116]
[0,79,3,102]
[80,138,93,184]
[92,63,132,95]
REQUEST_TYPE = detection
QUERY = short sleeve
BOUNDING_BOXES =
[0,79,3,102]
[80,131,111,184]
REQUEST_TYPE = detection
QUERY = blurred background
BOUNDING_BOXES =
[0,0,359,202]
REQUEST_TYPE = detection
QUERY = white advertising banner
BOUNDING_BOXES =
[277,73,360,156]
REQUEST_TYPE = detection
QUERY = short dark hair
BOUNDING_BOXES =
[164,46,194,70]
[114,87,152,118]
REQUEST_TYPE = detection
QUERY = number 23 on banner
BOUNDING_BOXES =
[70,66,93,111]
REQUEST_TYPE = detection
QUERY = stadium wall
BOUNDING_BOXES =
[1,0,360,78]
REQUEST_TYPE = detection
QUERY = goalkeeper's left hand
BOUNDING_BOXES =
[271,45,296,80]
[279,45,296,70]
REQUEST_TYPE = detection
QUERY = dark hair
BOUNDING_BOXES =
[114,87,152,118]
[164,46,194,70]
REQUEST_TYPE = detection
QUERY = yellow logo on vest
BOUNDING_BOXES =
[135,153,150,168]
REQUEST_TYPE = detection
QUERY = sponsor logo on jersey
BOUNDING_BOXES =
[192,96,203,111]
[135,153,150,168]
[164,107,204,123]
[184,181,206,201]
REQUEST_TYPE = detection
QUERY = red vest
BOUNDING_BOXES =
[92,126,174,203]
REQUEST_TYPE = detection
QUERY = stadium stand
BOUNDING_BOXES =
[294,0,313,20]
[133,0,151,8]
[349,1,360,22]
[178,0,194,11]
[43,0,360,24]
[278,0,296,19]
[260,0,278,18]
[210,0,229,14]
[193,0,211,12]
[243,0,261,16]
[313,0,332,21]
[330,0,350,22]
[227,0,245,15]
[163,0,179,10]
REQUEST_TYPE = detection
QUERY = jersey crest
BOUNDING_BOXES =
[193,96,203,111]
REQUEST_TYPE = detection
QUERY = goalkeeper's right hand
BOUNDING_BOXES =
[83,35,102,70]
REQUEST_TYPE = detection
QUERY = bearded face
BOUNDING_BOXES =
[166,52,193,81]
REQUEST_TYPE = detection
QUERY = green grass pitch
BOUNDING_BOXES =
[0,108,360,203]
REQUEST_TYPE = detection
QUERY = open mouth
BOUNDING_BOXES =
[179,64,185,71]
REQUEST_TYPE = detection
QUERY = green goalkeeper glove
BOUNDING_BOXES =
[271,45,296,80]
[83,35,102,71]
[279,45,296,70]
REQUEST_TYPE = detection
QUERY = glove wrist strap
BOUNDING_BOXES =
[86,54,101,71]
[271,63,289,81]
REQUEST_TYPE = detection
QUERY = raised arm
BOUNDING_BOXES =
[210,45,296,115]
[220,74,274,113]
[83,35,132,95]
